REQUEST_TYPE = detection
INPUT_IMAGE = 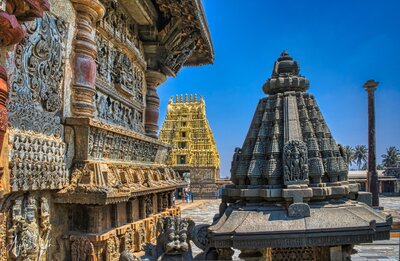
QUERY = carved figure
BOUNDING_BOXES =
[283,140,309,185]
[151,217,195,261]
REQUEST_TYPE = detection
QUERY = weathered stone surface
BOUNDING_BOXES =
[288,202,310,218]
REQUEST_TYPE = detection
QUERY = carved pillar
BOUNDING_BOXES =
[0,8,24,156]
[145,70,166,138]
[71,0,104,118]
[363,80,379,207]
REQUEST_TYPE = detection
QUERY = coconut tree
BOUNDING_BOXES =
[381,146,399,167]
[342,145,354,165]
[353,145,368,170]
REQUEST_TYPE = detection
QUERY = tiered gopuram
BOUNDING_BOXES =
[159,94,221,198]
[0,0,213,260]
[205,52,392,261]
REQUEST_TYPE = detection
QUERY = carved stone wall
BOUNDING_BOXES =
[7,13,68,192]
[94,0,146,134]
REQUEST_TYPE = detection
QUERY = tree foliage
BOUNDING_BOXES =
[353,145,368,170]
[381,146,399,167]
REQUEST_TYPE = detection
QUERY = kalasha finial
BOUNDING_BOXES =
[262,51,309,95]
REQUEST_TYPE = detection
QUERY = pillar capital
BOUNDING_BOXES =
[145,70,167,88]
[71,0,105,24]
[363,79,379,92]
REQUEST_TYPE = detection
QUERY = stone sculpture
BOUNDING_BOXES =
[202,52,392,261]
[146,217,195,261]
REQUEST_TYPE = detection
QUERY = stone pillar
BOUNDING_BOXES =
[145,70,166,138]
[363,80,379,207]
[71,0,104,118]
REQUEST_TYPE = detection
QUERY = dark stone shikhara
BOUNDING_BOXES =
[154,52,391,261]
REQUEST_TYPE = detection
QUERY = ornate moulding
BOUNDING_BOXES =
[68,207,180,261]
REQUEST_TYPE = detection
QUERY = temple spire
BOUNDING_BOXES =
[263,51,309,95]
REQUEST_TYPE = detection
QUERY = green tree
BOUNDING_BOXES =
[353,145,368,170]
[381,146,399,167]
[342,145,354,165]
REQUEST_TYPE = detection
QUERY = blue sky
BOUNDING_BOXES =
[158,0,400,178]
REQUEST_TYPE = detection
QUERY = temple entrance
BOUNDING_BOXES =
[175,170,191,200]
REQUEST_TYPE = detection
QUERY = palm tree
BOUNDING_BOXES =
[353,145,368,170]
[381,146,399,167]
[342,145,354,165]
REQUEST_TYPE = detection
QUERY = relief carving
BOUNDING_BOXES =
[70,236,96,261]
[95,92,144,133]
[283,140,309,185]
[88,127,159,163]
[10,133,68,191]
[106,234,120,261]
[7,195,50,260]
[8,13,67,137]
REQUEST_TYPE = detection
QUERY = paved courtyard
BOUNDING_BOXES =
[181,198,400,260]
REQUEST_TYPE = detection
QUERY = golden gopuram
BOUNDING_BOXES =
[0,0,213,260]
[160,94,226,198]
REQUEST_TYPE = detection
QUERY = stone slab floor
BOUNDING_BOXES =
[181,198,400,261]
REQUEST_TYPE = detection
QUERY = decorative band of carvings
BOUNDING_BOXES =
[212,233,375,249]
[69,207,181,259]
[67,117,169,147]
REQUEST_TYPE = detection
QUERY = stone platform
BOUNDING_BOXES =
[181,199,400,260]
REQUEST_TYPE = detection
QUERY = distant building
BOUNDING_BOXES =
[348,170,400,194]
[160,95,227,197]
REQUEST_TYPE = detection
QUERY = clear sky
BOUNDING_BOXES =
[158,0,400,178]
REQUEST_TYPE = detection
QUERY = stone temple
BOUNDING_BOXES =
[159,94,223,198]
[204,52,393,260]
[0,0,213,260]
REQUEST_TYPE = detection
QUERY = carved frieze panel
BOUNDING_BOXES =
[98,0,144,61]
[88,127,159,163]
[95,32,145,133]
[7,13,67,137]
[96,92,144,133]
[10,132,68,191]
[6,13,69,192]
[95,35,145,103]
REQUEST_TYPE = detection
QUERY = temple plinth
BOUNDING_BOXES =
[363,79,379,207]
[207,52,392,261]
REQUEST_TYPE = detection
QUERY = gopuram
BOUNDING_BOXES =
[0,0,213,260]
[159,94,221,198]
[200,52,392,261]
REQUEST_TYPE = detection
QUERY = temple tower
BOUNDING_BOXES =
[159,94,220,198]
[206,52,391,261]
